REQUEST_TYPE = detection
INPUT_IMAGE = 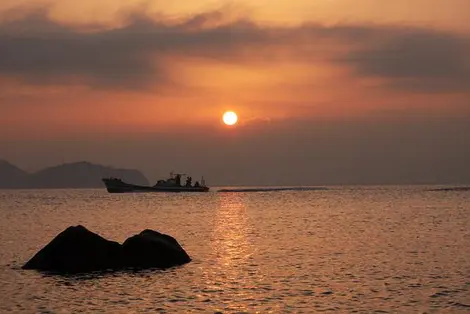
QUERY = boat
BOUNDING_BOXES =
[102,173,209,193]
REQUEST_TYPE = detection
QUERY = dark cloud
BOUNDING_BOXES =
[0,7,469,93]
[342,29,470,92]
[0,10,172,89]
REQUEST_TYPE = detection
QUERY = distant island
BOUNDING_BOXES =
[0,160,148,189]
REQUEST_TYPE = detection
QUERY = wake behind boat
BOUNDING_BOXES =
[102,173,209,193]
[217,187,327,193]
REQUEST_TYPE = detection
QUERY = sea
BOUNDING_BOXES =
[0,186,469,313]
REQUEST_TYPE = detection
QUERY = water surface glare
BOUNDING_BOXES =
[0,187,469,312]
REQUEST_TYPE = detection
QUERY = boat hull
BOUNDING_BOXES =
[102,178,209,193]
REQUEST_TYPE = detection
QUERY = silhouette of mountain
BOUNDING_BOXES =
[0,159,28,188]
[0,160,148,189]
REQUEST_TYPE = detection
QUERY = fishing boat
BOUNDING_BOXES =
[102,173,209,193]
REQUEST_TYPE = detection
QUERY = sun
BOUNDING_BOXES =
[222,111,238,126]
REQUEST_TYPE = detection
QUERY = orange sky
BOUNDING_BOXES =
[1,0,469,184]
[1,0,470,135]
[2,0,470,31]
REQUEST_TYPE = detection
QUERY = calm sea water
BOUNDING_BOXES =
[0,187,469,313]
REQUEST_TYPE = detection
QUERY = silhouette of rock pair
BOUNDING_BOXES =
[23,225,191,274]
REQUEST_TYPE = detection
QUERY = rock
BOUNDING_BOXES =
[122,230,191,269]
[22,225,122,273]
[22,226,191,274]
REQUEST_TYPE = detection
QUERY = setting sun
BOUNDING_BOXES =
[222,111,238,126]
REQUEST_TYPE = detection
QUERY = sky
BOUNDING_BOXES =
[1,0,469,185]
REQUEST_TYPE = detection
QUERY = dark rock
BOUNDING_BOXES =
[22,225,122,273]
[22,225,191,274]
[122,229,191,269]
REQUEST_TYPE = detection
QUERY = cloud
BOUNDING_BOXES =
[0,8,268,90]
[341,28,470,92]
[0,6,469,93]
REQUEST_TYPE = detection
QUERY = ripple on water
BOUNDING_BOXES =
[0,187,469,312]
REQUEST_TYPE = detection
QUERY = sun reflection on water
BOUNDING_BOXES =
[213,193,253,268]
[208,193,263,312]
